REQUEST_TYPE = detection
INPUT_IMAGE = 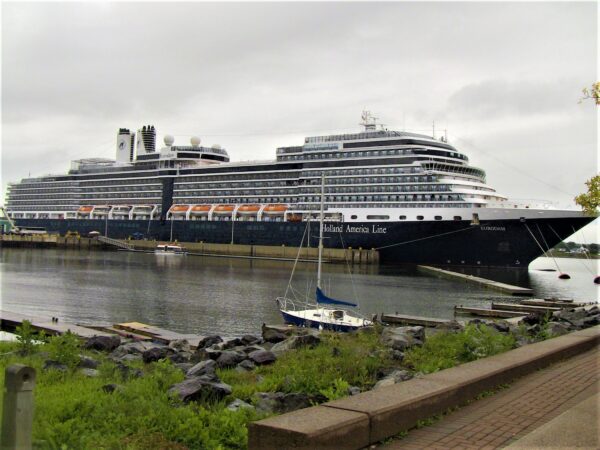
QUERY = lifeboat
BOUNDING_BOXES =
[78,206,93,213]
[237,204,261,215]
[213,205,235,215]
[190,205,212,215]
[263,204,288,215]
[169,204,190,215]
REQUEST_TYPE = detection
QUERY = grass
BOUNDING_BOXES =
[0,323,520,449]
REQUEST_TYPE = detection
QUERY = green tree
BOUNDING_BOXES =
[580,82,600,105]
[575,175,600,215]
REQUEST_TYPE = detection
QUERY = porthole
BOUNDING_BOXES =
[351,215,357,219]
[399,215,406,220]
[453,216,462,221]
[417,215,424,220]
[434,216,442,220]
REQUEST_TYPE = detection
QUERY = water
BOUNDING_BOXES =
[0,249,597,336]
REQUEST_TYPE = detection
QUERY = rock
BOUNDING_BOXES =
[174,363,194,373]
[546,321,570,337]
[168,352,191,364]
[373,369,412,389]
[248,350,276,366]
[520,313,545,326]
[116,353,143,363]
[80,368,99,377]
[168,378,232,403]
[552,308,587,325]
[588,305,599,315]
[197,335,223,349]
[102,383,124,394]
[270,334,322,356]
[237,359,256,371]
[78,355,99,369]
[262,324,293,343]
[227,398,255,412]
[168,339,191,353]
[191,346,222,363]
[43,360,67,372]
[110,341,156,358]
[216,351,247,369]
[583,315,600,327]
[489,321,510,333]
[114,361,143,379]
[222,338,244,350]
[142,346,175,364]
[373,377,395,389]
[241,334,262,345]
[242,345,266,354]
[85,335,121,352]
[187,360,217,378]
[381,326,425,351]
[437,320,464,333]
[391,350,404,361]
[254,392,326,414]
[348,386,361,396]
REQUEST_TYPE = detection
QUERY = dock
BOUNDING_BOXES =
[380,313,453,327]
[417,266,534,296]
[520,299,586,308]
[0,310,114,338]
[491,302,561,314]
[113,322,204,349]
[454,306,525,318]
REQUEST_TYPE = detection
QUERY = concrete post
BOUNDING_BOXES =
[1,364,36,450]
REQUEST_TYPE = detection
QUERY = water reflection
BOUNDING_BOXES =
[0,249,597,336]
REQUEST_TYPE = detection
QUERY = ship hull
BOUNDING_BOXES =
[12,215,595,268]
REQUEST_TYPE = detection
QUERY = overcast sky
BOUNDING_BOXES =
[1,1,598,240]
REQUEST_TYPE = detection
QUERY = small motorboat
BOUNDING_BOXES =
[155,244,187,255]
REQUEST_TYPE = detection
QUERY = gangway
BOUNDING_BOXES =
[96,235,135,251]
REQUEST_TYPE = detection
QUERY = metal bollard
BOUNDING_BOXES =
[1,364,36,450]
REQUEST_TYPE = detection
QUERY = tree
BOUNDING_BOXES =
[575,175,600,214]
[580,82,600,105]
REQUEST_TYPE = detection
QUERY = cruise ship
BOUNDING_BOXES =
[4,112,595,268]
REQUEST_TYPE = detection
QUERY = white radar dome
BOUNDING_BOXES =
[164,135,175,146]
[211,144,222,150]
[190,136,201,147]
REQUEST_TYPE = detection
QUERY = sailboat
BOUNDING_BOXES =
[276,176,372,332]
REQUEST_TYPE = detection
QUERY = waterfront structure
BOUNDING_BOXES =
[4,113,595,267]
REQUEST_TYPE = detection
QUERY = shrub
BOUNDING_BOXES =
[46,331,81,369]
[404,324,515,374]
[15,320,41,355]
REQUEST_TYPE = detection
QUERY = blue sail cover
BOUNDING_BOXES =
[316,287,357,307]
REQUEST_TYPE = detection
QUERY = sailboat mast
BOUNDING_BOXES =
[317,174,325,290]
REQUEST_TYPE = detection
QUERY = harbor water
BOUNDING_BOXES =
[0,249,598,336]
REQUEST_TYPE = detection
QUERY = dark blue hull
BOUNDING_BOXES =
[12,215,595,268]
[280,310,361,332]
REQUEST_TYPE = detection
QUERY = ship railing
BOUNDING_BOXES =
[487,200,557,210]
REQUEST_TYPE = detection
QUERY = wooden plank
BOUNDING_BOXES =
[454,306,525,318]
[0,310,113,339]
[418,266,533,296]
[380,314,452,327]
[492,303,560,313]
[520,299,585,308]
[114,322,204,349]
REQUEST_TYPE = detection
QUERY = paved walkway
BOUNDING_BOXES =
[383,347,599,449]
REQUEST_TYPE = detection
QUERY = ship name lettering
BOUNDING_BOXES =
[480,226,506,231]
[345,225,370,233]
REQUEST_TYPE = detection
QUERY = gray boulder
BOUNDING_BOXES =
[236,359,256,371]
[248,350,276,366]
[373,370,412,389]
[187,359,217,378]
[216,351,247,368]
[546,321,570,337]
[142,346,174,363]
[348,386,361,396]
[174,363,194,373]
[168,339,191,353]
[85,335,121,352]
[583,315,600,327]
[168,352,191,364]
[116,353,143,363]
[43,360,67,372]
[552,308,588,325]
[381,326,425,351]
[80,368,99,378]
[169,378,232,403]
[242,345,266,354]
[110,341,156,358]
[271,334,321,356]
[227,398,255,412]
[78,355,99,369]
[241,334,262,345]
[197,335,223,349]
[222,338,244,350]
[261,324,294,343]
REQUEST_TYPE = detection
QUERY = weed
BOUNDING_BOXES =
[45,331,81,369]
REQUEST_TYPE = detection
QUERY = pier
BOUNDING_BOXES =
[417,265,534,296]
[380,313,453,327]
[0,310,114,339]
[454,306,526,318]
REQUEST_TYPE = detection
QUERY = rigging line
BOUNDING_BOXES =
[450,134,576,198]
[525,223,560,272]
[338,231,360,311]
[284,220,309,300]
[571,225,596,275]
[546,223,595,274]
[536,223,563,273]
[375,225,476,250]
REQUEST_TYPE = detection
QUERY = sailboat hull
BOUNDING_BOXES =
[280,310,368,332]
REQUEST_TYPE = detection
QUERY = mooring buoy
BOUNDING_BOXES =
[558,273,571,280]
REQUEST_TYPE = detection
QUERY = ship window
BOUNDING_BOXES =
[453,216,462,221]
[367,215,389,220]
[417,215,424,220]
[351,215,357,219]
[434,216,442,220]
[399,215,407,220]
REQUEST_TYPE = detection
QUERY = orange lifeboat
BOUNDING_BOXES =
[213,204,235,215]
[190,204,212,215]
[169,204,190,214]
[263,204,288,215]
[237,204,261,215]
[78,206,93,213]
